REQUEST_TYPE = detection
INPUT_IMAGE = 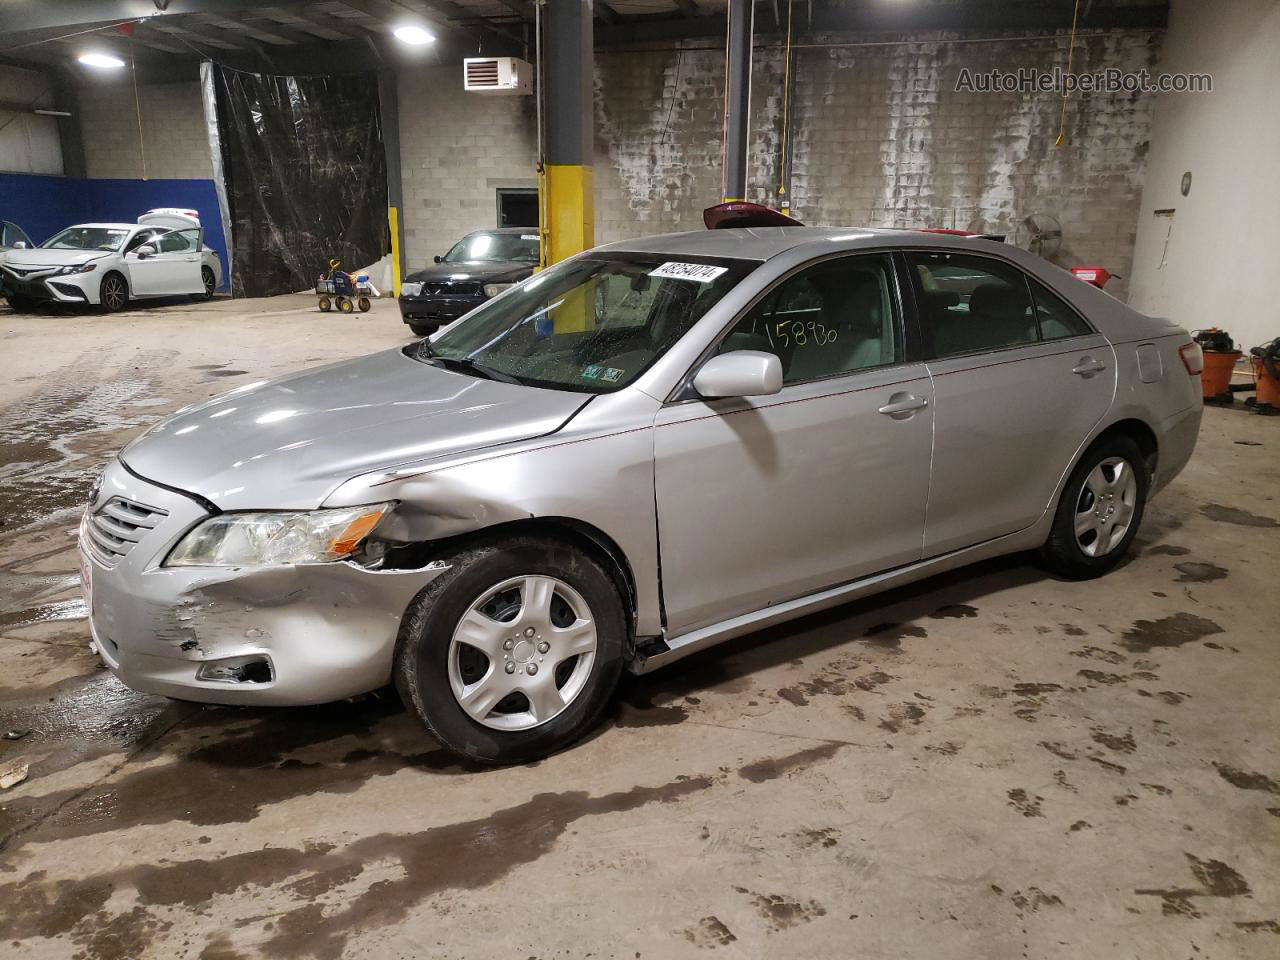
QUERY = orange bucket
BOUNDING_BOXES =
[1201,351,1240,399]
[1252,356,1280,406]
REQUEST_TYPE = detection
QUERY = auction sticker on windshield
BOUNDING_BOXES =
[649,262,729,283]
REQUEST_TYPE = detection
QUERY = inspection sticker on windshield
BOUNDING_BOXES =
[521,234,539,241]
[649,262,728,283]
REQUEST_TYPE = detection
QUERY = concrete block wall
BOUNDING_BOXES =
[594,30,1161,296]
[398,66,538,268]
[78,81,214,181]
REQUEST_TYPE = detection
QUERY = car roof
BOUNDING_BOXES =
[55,223,147,231]
[464,227,538,236]
[594,225,1023,262]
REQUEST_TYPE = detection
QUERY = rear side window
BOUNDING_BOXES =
[907,252,1037,357]
[1029,278,1092,340]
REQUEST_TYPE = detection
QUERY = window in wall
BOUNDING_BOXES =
[719,254,900,384]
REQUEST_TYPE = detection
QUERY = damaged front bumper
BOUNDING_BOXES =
[79,459,448,706]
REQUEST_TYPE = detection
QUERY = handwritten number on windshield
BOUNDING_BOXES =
[768,320,837,350]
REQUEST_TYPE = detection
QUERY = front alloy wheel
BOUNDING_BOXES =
[100,274,127,312]
[449,576,597,730]
[395,536,625,764]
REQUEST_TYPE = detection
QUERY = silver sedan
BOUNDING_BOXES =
[79,227,1203,763]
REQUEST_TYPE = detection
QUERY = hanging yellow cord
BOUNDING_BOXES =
[778,0,794,212]
[131,37,148,180]
[1055,0,1082,146]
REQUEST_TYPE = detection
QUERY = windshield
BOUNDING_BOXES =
[41,227,130,252]
[444,232,540,263]
[415,253,756,392]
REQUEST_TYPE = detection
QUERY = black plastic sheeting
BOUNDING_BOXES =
[212,66,388,298]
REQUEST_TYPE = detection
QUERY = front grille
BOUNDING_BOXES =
[85,496,168,566]
[422,281,482,297]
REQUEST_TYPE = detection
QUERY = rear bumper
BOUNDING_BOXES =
[1151,402,1202,496]
[81,459,448,706]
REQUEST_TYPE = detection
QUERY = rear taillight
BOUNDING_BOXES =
[1179,342,1204,375]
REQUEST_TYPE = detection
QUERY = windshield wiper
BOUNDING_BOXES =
[430,355,524,386]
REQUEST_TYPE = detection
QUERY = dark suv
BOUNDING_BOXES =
[399,228,539,337]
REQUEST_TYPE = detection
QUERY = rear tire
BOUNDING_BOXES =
[318,296,332,312]
[357,296,371,312]
[196,266,216,301]
[1039,434,1148,580]
[394,536,626,764]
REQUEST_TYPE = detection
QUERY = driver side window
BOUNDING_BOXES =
[125,230,156,253]
[718,253,900,385]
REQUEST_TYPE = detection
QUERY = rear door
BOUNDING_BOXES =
[907,250,1116,556]
[654,252,934,634]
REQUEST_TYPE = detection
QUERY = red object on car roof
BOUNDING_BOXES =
[703,202,804,230]
[1071,267,1113,288]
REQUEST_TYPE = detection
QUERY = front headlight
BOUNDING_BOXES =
[165,503,393,568]
[483,282,515,298]
[57,263,97,276]
[401,282,423,297]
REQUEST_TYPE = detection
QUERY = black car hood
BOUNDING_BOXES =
[404,261,534,284]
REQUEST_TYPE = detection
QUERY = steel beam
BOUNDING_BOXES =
[722,0,753,202]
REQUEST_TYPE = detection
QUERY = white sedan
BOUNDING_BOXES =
[0,209,222,312]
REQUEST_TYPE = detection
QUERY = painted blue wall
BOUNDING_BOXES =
[0,174,228,290]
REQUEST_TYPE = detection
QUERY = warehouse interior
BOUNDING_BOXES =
[0,1,1276,957]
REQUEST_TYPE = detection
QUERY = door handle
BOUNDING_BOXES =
[878,393,929,417]
[1072,357,1107,376]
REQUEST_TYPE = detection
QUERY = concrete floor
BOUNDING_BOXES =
[0,294,1277,960]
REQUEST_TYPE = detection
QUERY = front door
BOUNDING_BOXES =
[654,252,934,635]
[906,250,1117,556]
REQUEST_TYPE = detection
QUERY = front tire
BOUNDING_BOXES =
[408,322,437,337]
[5,295,36,313]
[99,273,128,312]
[1040,434,1148,580]
[394,536,626,764]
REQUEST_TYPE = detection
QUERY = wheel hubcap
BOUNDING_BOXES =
[203,270,214,295]
[1074,456,1138,557]
[104,280,124,309]
[448,575,597,731]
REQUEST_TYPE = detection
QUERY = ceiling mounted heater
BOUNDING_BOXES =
[464,57,533,95]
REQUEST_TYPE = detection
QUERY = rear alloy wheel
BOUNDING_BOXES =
[100,273,128,312]
[1040,434,1148,580]
[395,537,625,764]
[199,266,216,300]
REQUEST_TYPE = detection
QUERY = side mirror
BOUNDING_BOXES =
[12,241,27,249]
[136,244,156,259]
[433,255,443,263]
[692,350,783,399]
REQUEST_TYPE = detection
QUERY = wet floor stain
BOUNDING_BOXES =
[1234,920,1280,934]
[1200,503,1280,527]
[1120,613,1224,653]
[737,742,843,783]
[733,888,827,931]
[1071,645,1127,664]
[1173,561,1229,583]
[1091,727,1137,753]
[929,604,978,619]
[1135,853,1252,917]
[204,369,248,378]
[0,772,716,958]
[1007,788,1044,818]
[878,701,927,733]
[682,916,737,948]
[860,621,927,650]
[1009,887,1064,914]
[1212,762,1279,794]
[1146,544,1192,556]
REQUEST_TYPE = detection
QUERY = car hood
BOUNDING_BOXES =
[120,348,590,511]
[2,249,110,269]
[404,261,534,285]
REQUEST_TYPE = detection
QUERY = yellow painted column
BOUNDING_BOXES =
[544,165,593,266]
[388,205,402,296]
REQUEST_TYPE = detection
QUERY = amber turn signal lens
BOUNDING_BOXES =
[328,510,386,556]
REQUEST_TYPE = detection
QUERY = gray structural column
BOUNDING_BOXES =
[722,0,753,202]
[377,69,405,294]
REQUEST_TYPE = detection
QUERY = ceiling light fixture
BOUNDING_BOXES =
[393,25,436,45]
[78,52,126,69]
